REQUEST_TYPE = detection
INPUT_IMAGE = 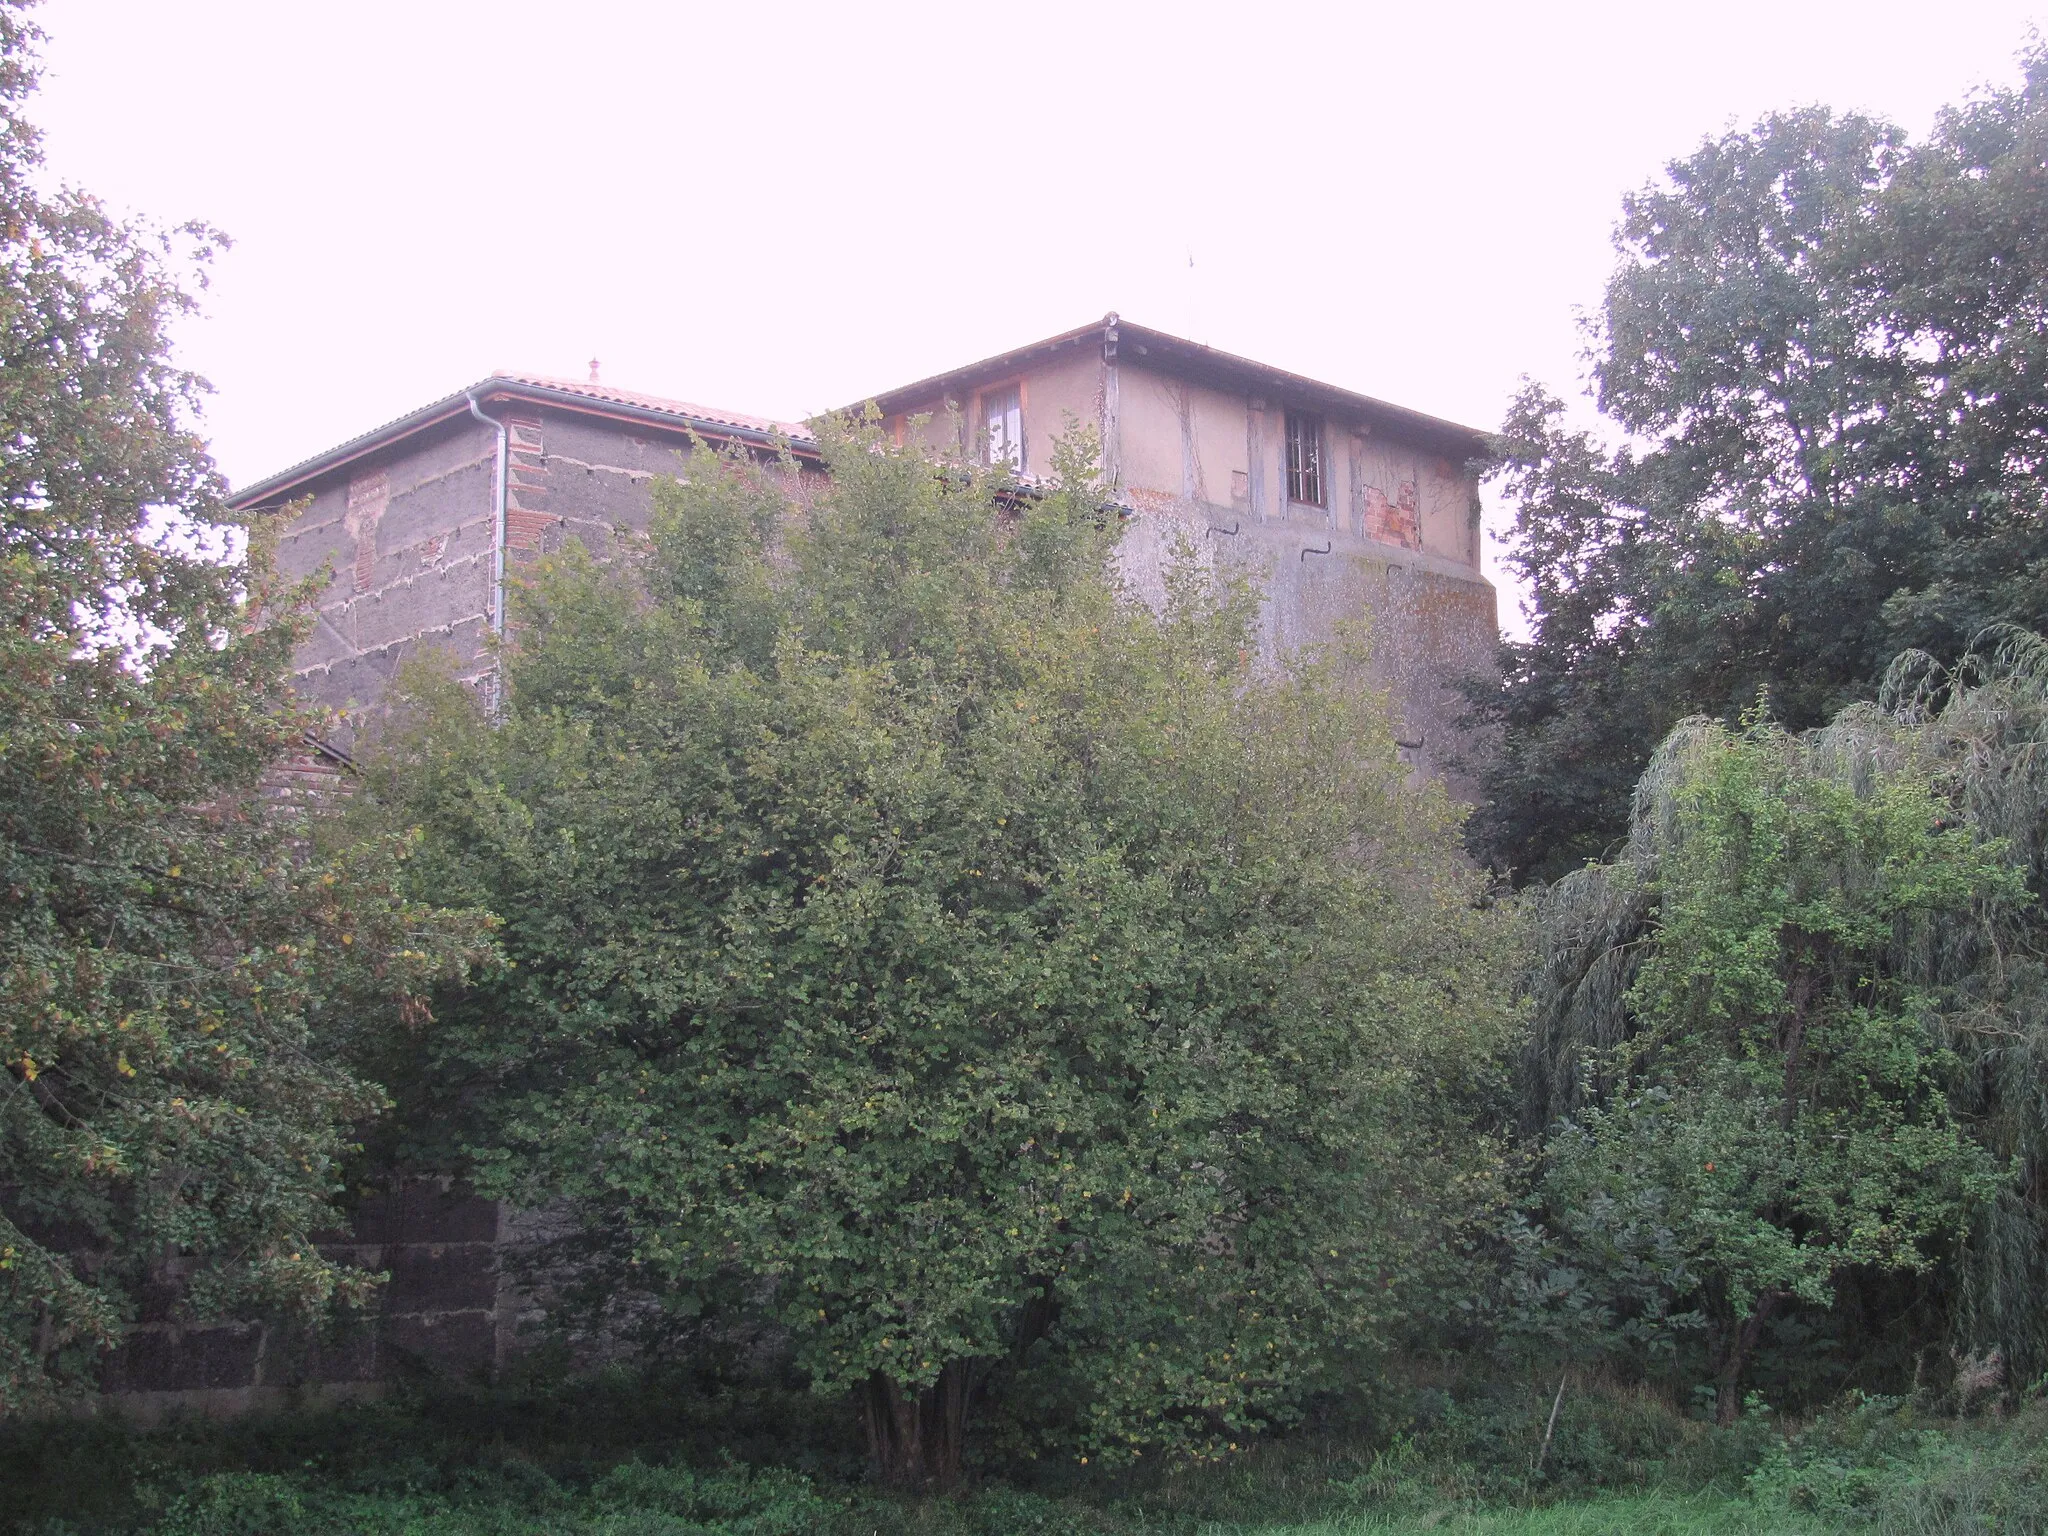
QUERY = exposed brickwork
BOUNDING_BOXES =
[505,414,558,562]
[1361,481,1421,551]
[346,470,389,595]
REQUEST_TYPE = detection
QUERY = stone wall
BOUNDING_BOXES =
[97,1178,512,1421]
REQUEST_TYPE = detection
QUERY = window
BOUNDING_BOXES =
[1285,411,1324,506]
[983,385,1023,471]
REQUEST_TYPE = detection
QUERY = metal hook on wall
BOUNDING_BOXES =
[1300,542,1332,561]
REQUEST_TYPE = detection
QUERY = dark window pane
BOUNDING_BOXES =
[1286,411,1323,506]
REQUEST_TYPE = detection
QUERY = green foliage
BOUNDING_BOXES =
[139,1461,844,1536]
[371,416,1514,1480]
[1471,48,2048,881]
[1522,709,2022,1416]
[1520,628,2048,1402]
[0,2,492,1413]
[1746,1394,2048,1530]
[0,1369,1828,1535]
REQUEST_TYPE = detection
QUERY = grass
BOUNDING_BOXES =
[1242,1494,1819,1533]
[6,1372,2045,1534]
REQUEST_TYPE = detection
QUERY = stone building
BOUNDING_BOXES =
[117,318,1497,1409]
[865,316,1496,789]
[231,314,1496,787]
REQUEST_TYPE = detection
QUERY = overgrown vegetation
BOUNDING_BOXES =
[0,0,489,1415]
[363,418,1516,1485]
[1468,46,2048,882]
[12,1370,2048,1532]
[15,0,2048,1528]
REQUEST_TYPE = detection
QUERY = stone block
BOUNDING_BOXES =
[340,1180,499,1245]
[257,1318,380,1387]
[305,1324,380,1384]
[382,1243,498,1315]
[102,1325,263,1393]
[381,1310,496,1376]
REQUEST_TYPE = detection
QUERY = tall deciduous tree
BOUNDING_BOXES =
[1472,49,2048,882]
[373,425,1513,1486]
[0,1,490,1413]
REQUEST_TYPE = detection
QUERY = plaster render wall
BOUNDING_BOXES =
[1116,369,1252,513]
[1107,359,1494,793]
[884,350,1495,792]
[1014,347,1101,472]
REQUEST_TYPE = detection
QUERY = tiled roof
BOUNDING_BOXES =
[229,371,817,510]
[855,314,1489,458]
[490,372,815,444]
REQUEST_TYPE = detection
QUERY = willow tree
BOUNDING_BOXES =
[373,423,1514,1486]
[1523,629,2048,1418]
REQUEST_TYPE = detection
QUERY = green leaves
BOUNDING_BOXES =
[1533,717,2009,1415]
[379,421,1515,1478]
[0,5,493,1414]
[1473,49,2048,882]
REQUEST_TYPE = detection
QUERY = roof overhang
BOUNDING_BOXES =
[228,374,822,512]
[848,314,1490,462]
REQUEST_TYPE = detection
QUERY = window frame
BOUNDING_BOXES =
[1285,409,1325,508]
[978,380,1026,473]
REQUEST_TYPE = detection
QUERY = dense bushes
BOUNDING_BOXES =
[15,1372,2048,1533]
[364,422,1517,1482]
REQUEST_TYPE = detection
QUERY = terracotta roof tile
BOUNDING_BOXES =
[229,371,820,509]
[494,372,816,443]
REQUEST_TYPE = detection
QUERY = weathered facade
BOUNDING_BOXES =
[157,319,1496,1407]
[236,375,821,744]
[234,317,1495,786]
[868,316,1495,790]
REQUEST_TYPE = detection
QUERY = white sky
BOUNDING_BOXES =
[32,0,2048,635]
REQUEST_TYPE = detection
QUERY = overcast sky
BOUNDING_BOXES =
[31,0,2048,630]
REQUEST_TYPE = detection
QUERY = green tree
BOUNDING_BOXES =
[1472,48,2048,881]
[373,424,1513,1486]
[0,2,490,1413]
[1529,713,2012,1423]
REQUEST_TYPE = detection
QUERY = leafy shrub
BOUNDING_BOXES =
[588,1461,840,1534]
[1323,1377,1767,1508]
[1748,1396,2048,1531]
[151,1474,306,1536]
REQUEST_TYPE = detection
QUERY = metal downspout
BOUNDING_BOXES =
[465,391,509,715]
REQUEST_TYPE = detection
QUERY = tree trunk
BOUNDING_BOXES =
[1714,1291,1780,1427]
[862,1359,981,1489]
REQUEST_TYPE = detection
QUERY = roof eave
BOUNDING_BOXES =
[227,377,822,511]
[1112,322,1490,459]
[849,319,1110,423]
[846,317,1489,461]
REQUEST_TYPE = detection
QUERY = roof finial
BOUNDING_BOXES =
[588,356,602,384]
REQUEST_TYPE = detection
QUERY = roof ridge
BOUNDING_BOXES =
[490,370,815,441]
